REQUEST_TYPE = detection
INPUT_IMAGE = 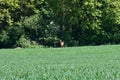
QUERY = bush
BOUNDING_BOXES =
[16,35,42,48]
[7,22,24,47]
[40,37,60,47]
[0,31,9,48]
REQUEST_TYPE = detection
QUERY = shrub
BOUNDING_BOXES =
[40,37,60,47]
[16,35,44,48]
[0,31,9,48]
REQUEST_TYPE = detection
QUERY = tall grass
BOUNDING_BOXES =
[0,45,120,80]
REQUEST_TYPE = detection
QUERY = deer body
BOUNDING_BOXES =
[60,41,64,47]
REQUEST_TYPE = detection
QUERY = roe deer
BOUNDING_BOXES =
[60,40,64,47]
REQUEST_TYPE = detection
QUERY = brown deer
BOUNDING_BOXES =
[60,40,64,47]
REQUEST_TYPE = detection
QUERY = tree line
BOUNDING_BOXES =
[0,0,120,48]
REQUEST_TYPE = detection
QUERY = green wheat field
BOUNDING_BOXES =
[0,45,120,80]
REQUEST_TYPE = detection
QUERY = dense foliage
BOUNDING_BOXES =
[0,0,120,48]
